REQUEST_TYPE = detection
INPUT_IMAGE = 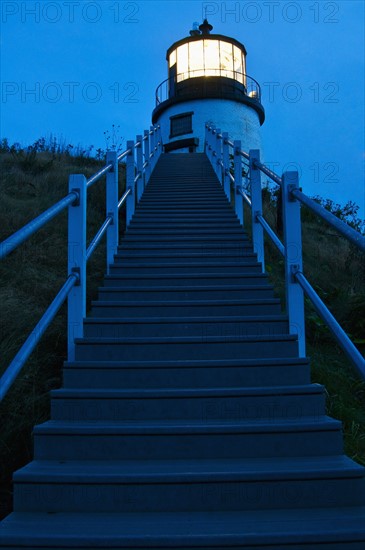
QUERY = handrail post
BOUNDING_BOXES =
[222,132,230,199]
[234,140,243,220]
[282,170,305,357]
[250,149,264,271]
[204,124,209,153]
[215,128,222,180]
[68,174,87,361]
[126,140,135,226]
[106,151,118,275]
[157,125,162,158]
[144,129,150,185]
[136,135,143,202]
[149,126,155,173]
[209,125,215,166]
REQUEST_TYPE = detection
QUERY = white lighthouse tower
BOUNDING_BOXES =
[152,19,265,154]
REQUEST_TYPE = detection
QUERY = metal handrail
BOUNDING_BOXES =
[86,163,113,188]
[256,213,285,256]
[86,216,113,261]
[253,159,282,186]
[117,148,131,162]
[0,191,78,260]
[0,272,78,401]
[236,185,252,207]
[294,270,365,378]
[291,188,365,252]
[118,188,131,209]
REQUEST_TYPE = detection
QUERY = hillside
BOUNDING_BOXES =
[0,140,364,519]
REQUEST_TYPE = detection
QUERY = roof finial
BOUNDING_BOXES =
[199,19,213,35]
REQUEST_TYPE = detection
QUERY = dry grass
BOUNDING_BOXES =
[0,147,126,518]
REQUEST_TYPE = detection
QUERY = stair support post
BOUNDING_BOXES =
[204,124,209,154]
[215,128,222,181]
[126,140,135,226]
[144,129,150,186]
[157,125,162,158]
[136,135,143,203]
[282,170,306,357]
[222,133,230,199]
[249,149,265,271]
[67,174,87,361]
[234,140,243,222]
[149,126,155,173]
[209,125,215,167]
[106,151,119,275]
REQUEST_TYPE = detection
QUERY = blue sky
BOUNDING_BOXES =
[1,0,364,215]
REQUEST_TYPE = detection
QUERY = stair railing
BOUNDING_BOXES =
[0,125,163,402]
[205,123,365,380]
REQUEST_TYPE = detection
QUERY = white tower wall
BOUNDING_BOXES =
[155,98,262,154]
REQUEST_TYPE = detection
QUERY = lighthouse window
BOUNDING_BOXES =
[170,112,193,138]
[204,40,220,76]
[233,45,244,84]
[177,43,189,80]
[188,41,204,77]
[220,41,234,79]
[171,39,245,85]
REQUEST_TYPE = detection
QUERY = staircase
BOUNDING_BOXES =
[1,153,364,549]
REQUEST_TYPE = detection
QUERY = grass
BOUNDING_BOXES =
[0,144,364,521]
[0,143,126,519]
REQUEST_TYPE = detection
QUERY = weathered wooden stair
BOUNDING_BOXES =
[1,153,364,549]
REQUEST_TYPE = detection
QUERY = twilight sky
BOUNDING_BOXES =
[1,0,364,215]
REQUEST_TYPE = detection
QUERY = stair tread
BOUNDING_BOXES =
[91,298,281,306]
[64,357,310,367]
[2,508,365,545]
[104,273,267,279]
[34,416,341,434]
[51,384,324,398]
[14,456,364,483]
[84,315,288,323]
[74,335,297,345]
[98,284,274,293]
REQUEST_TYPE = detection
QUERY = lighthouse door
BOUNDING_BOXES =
[168,63,177,99]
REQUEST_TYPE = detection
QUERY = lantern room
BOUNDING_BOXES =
[152,20,265,154]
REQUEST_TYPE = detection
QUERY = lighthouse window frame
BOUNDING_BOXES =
[169,112,193,138]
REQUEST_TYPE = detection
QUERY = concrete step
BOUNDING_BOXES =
[50,384,325,421]
[96,285,275,301]
[127,221,243,229]
[2,507,365,549]
[1,507,365,549]
[90,298,283,317]
[32,417,344,461]
[121,237,251,245]
[112,253,257,264]
[62,357,312,390]
[108,262,264,274]
[13,456,365,513]
[83,315,289,338]
[102,273,269,287]
[74,334,299,361]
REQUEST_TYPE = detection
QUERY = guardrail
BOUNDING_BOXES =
[0,125,163,401]
[155,70,262,106]
[205,124,365,380]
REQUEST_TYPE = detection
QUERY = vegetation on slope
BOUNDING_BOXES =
[0,139,364,520]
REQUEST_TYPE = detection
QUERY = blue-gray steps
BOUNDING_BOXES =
[1,152,364,548]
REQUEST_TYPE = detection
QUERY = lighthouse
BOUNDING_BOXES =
[152,19,265,154]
